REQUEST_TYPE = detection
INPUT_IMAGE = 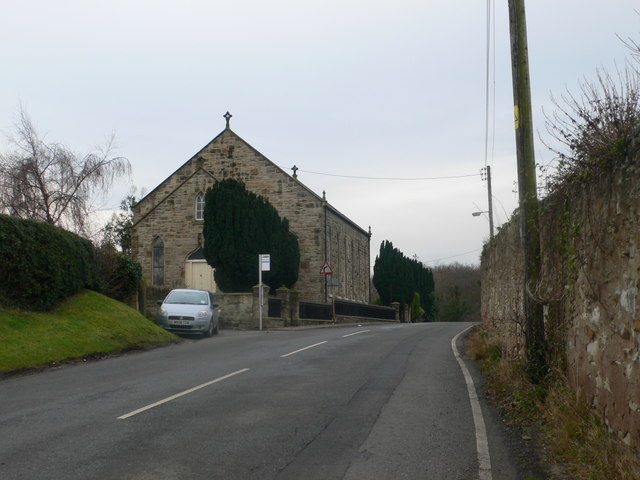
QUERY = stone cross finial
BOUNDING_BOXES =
[224,111,232,128]
[292,165,299,179]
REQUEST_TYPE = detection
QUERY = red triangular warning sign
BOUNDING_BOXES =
[320,261,334,275]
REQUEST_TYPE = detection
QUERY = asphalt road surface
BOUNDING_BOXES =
[0,322,539,479]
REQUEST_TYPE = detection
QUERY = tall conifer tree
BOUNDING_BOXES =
[373,240,435,321]
[202,179,299,292]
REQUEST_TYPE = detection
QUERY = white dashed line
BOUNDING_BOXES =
[280,341,328,358]
[342,330,370,338]
[117,368,250,420]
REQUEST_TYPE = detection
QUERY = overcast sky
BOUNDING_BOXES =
[1,0,638,267]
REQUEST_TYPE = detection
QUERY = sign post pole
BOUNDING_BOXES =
[320,261,335,323]
[258,254,270,331]
[258,255,263,331]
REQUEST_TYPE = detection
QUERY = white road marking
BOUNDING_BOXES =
[280,341,328,358]
[342,330,370,338]
[451,326,493,480]
[117,368,250,420]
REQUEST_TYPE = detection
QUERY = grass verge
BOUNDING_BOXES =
[0,289,179,372]
[466,327,640,480]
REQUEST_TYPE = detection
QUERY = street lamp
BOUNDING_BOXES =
[472,210,494,238]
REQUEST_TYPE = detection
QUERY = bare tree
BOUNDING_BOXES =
[543,36,640,190]
[432,262,481,322]
[0,109,130,236]
[101,189,139,255]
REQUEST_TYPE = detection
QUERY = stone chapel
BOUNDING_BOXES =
[131,113,371,304]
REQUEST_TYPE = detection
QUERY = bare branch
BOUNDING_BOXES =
[543,59,640,190]
[0,108,131,236]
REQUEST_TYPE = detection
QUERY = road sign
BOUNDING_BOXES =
[260,254,271,272]
[320,261,333,275]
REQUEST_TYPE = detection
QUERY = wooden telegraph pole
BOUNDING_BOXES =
[507,0,546,381]
[486,165,495,238]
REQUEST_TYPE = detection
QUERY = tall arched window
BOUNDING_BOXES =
[195,192,205,220]
[152,237,164,286]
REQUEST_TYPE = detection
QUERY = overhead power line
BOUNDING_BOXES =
[423,248,483,264]
[296,169,481,181]
[484,0,496,168]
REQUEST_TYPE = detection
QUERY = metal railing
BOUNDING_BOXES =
[299,301,332,320]
[299,299,395,321]
[268,297,282,318]
[335,300,395,320]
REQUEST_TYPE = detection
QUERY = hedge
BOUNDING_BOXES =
[0,214,103,311]
[95,245,142,302]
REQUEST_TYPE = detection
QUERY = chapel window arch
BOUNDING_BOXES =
[195,192,205,221]
[152,236,165,286]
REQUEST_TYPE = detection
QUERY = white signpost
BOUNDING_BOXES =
[258,254,270,331]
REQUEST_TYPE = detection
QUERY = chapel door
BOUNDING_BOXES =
[185,260,216,292]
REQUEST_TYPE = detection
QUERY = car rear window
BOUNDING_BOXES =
[165,291,209,305]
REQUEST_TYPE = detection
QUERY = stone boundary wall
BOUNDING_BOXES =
[481,163,640,449]
[143,286,399,331]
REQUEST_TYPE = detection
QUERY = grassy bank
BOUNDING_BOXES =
[466,327,640,480]
[0,290,179,372]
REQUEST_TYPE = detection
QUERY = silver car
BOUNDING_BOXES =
[156,289,220,337]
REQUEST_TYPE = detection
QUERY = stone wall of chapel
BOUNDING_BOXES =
[132,129,370,304]
[132,170,215,290]
[325,209,371,303]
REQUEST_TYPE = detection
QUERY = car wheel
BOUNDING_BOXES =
[204,319,214,338]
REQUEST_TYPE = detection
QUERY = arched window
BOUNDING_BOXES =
[152,237,164,286]
[195,192,205,220]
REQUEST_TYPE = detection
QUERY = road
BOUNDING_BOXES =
[0,322,538,479]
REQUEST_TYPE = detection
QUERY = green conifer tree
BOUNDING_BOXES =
[202,179,300,292]
[410,291,423,322]
[373,240,435,321]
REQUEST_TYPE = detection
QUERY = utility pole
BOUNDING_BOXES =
[508,0,546,382]
[486,165,495,238]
